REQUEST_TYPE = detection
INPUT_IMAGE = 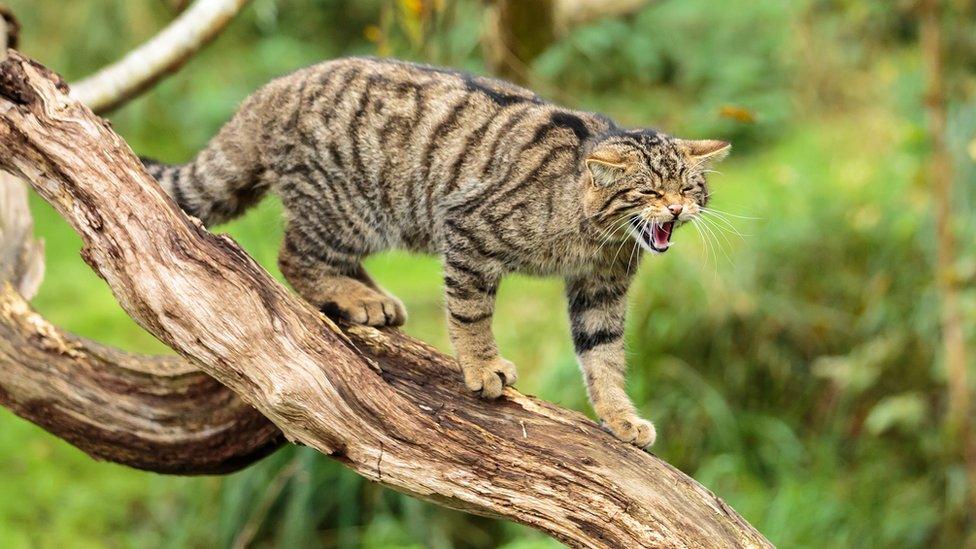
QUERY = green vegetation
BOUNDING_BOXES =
[2,0,975,547]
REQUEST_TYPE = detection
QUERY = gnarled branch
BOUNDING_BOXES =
[0,173,282,475]
[0,51,771,548]
[70,0,250,113]
[0,2,282,475]
[0,282,284,474]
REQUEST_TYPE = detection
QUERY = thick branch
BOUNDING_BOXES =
[0,3,281,475]
[0,51,771,548]
[70,0,250,114]
[0,284,284,473]
[0,172,283,474]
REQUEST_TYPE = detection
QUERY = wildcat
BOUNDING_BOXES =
[143,57,730,448]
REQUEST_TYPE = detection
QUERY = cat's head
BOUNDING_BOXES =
[581,130,730,253]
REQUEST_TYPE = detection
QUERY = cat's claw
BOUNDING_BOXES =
[462,356,518,399]
[604,414,657,449]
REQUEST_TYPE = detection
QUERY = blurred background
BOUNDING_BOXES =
[2,0,976,547]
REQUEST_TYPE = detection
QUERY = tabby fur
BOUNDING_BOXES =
[143,57,730,448]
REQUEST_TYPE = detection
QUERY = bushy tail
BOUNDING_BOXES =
[142,149,267,227]
[141,96,270,226]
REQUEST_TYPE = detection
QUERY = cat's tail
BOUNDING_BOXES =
[140,92,271,226]
[141,148,267,227]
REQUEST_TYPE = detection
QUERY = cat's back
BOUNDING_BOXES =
[257,57,610,251]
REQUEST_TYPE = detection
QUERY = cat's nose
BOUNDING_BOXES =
[667,204,684,217]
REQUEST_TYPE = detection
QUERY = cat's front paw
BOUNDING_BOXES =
[603,413,657,449]
[461,356,518,399]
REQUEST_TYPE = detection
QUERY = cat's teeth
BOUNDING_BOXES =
[632,218,673,253]
[650,221,673,250]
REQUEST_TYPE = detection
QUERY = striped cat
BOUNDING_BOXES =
[143,57,730,448]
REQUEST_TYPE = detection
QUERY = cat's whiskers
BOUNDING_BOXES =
[593,213,636,253]
[611,215,643,267]
[625,217,646,277]
[695,215,734,266]
[700,206,761,220]
[699,209,749,238]
[690,217,719,269]
[593,210,642,261]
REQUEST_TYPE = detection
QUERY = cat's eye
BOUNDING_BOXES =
[639,189,663,198]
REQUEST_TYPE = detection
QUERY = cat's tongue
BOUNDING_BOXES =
[648,221,673,251]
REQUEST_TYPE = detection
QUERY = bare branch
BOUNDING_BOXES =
[0,3,281,474]
[0,172,283,474]
[70,0,251,114]
[0,284,285,473]
[0,51,772,548]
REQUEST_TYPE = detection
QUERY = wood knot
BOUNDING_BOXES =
[0,50,70,106]
[0,55,36,105]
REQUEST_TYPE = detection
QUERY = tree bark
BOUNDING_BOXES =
[0,1,283,475]
[0,50,771,548]
[0,172,42,298]
[0,282,285,474]
[0,173,283,475]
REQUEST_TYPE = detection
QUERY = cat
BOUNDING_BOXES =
[142,57,730,448]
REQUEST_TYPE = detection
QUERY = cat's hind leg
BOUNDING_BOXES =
[279,225,406,327]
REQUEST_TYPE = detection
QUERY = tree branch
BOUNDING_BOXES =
[69,0,250,114]
[0,51,771,547]
[0,2,282,475]
[0,171,284,474]
[0,283,285,474]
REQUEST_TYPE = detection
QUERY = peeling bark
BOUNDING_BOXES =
[0,51,772,548]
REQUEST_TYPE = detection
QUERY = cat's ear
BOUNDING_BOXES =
[585,152,628,187]
[678,139,731,164]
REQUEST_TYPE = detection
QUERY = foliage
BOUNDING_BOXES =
[2,0,975,547]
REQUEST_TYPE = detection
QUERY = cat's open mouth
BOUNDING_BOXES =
[630,218,674,253]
